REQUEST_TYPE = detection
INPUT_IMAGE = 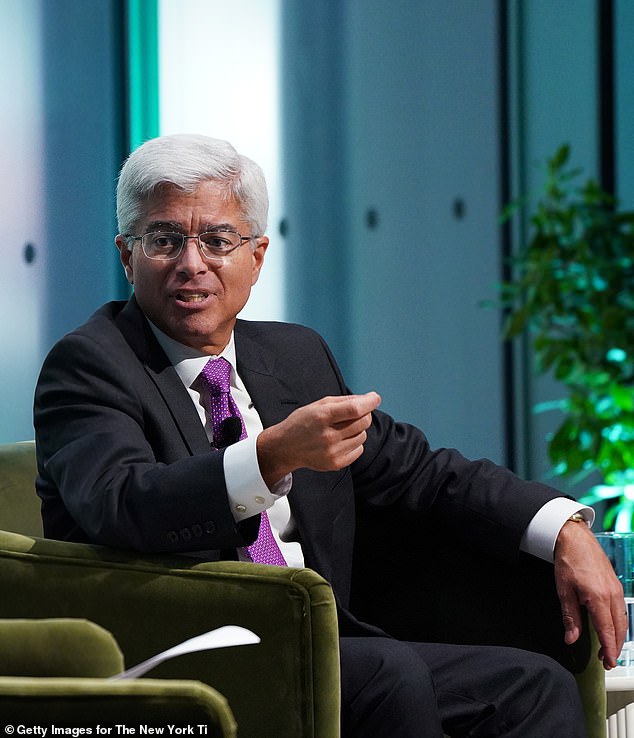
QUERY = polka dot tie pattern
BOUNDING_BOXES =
[199,357,287,567]
[200,357,246,447]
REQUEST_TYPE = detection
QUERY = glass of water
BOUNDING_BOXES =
[596,532,634,666]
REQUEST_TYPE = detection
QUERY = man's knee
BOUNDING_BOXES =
[341,637,434,693]
[487,649,586,737]
[340,637,442,738]
[524,650,581,705]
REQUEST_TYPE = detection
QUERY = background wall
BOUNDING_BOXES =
[283,0,506,464]
[0,0,45,444]
[282,0,624,480]
[0,0,630,499]
[0,0,127,443]
[506,0,601,483]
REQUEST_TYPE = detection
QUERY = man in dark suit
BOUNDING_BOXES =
[34,134,626,736]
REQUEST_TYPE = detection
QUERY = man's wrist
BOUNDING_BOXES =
[521,499,595,563]
[256,425,294,488]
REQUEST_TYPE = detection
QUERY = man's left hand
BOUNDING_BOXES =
[554,520,628,669]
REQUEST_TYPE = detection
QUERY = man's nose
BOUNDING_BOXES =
[176,237,208,273]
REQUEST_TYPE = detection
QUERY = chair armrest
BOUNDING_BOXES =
[0,441,41,537]
[576,623,608,738]
[0,618,124,677]
[0,530,340,738]
[0,676,236,737]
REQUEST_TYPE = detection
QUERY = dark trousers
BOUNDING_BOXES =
[340,636,587,737]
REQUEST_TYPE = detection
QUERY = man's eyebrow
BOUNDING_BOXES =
[144,221,238,233]
[145,220,184,232]
[202,222,237,232]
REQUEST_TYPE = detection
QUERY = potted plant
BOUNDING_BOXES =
[497,144,634,529]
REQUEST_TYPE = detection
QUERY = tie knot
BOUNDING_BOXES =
[200,357,232,396]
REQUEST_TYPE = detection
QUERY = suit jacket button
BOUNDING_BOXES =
[167,530,179,544]
[180,527,192,541]
[204,520,216,534]
[192,524,203,537]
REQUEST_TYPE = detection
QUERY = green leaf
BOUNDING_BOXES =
[488,144,634,523]
[550,143,571,170]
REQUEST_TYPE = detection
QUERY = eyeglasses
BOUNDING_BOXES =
[124,230,257,261]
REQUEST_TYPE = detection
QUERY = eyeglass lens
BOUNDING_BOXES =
[142,231,242,260]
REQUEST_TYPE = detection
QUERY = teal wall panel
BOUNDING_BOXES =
[281,0,351,374]
[41,0,128,352]
[506,0,600,484]
[344,0,503,462]
[127,0,160,150]
[282,0,505,463]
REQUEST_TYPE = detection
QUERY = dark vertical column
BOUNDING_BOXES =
[497,0,518,472]
[598,0,615,195]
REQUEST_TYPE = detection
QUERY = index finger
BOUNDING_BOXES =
[324,392,382,423]
[587,595,624,669]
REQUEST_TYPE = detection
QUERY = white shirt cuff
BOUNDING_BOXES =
[520,497,594,563]
[223,434,292,522]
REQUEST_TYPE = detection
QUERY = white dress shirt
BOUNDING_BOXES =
[150,323,304,567]
[150,323,592,567]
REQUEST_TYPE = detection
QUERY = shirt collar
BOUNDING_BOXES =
[148,321,237,389]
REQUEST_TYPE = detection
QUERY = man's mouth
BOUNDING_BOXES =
[175,292,209,303]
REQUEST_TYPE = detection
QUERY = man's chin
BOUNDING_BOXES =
[161,316,233,354]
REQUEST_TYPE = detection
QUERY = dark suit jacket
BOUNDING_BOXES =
[34,297,564,636]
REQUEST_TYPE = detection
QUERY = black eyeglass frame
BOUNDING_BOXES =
[123,230,259,261]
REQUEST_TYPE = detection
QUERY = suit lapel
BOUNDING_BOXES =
[234,321,353,585]
[116,298,211,456]
[234,323,300,428]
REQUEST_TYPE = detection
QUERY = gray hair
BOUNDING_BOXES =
[116,134,269,236]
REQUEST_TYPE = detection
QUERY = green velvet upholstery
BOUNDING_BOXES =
[0,617,124,677]
[0,442,341,738]
[0,677,237,736]
[0,441,41,537]
[0,617,237,736]
[0,532,340,737]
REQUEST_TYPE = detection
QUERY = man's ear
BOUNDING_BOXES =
[251,236,269,286]
[115,235,134,285]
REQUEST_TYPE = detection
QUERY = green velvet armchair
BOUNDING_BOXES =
[0,617,237,735]
[0,442,340,737]
[0,441,607,737]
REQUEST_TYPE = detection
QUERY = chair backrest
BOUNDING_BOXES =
[0,441,42,537]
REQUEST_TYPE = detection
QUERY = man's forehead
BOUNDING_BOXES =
[139,181,244,224]
[147,179,233,202]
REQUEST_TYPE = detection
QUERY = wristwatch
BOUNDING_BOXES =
[567,512,588,524]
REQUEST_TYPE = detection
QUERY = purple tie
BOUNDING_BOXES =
[199,358,287,567]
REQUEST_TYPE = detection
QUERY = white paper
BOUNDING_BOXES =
[110,625,260,680]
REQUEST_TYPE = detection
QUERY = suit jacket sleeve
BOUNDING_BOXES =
[259,324,565,578]
[34,302,259,553]
[300,334,564,563]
